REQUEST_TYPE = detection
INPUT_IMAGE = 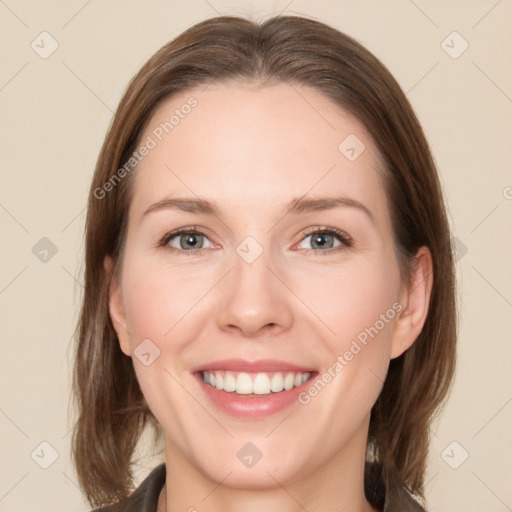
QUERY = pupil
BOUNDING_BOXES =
[313,234,332,249]
[182,234,200,249]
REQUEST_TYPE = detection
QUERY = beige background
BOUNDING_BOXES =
[1,0,511,511]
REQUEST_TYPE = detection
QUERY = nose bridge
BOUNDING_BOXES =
[215,235,293,337]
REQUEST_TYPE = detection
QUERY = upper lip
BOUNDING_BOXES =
[191,359,315,374]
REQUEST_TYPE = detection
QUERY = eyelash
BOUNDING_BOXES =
[157,226,353,256]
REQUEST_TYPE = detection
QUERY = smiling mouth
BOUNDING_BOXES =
[198,370,315,395]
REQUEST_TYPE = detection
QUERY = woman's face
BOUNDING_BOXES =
[108,82,425,489]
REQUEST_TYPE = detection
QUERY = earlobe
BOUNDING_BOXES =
[390,247,433,359]
[104,256,132,357]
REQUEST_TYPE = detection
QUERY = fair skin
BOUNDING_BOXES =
[107,81,433,512]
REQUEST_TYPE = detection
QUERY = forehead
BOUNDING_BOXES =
[129,81,387,220]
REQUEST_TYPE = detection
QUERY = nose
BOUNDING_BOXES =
[216,247,293,339]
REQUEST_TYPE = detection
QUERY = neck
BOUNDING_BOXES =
[158,422,378,512]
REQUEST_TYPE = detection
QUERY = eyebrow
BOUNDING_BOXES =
[141,195,375,224]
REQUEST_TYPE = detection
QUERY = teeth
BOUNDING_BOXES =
[253,373,270,395]
[284,373,295,390]
[237,373,253,394]
[270,373,284,392]
[202,370,311,395]
[223,372,236,392]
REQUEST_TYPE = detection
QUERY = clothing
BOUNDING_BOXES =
[93,462,426,512]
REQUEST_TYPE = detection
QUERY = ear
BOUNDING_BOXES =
[390,246,433,359]
[105,256,131,357]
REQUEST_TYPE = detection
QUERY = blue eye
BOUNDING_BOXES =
[162,228,214,252]
[158,226,352,256]
[297,227,352,254]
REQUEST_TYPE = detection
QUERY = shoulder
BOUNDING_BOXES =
[91,463,166,512]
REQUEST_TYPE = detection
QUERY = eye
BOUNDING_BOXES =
[296,227,352,254]
[157,226,352,255]
[159,227,215,253]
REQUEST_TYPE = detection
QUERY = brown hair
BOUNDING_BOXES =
[71,14,457,508]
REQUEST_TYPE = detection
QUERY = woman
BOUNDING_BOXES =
[71,14,457,512]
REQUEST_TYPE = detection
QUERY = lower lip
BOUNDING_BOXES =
[194,372,317,419]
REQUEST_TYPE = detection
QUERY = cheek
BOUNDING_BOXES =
[291,255,401,349]
[284,263,401,475]
[296,272,399,421]
[119,254,211,438]
[121,255,214,346]
[291,256,401,406]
